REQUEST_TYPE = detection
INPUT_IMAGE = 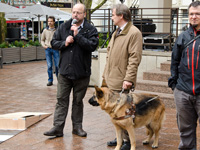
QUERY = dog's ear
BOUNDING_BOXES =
[94,86,104,99]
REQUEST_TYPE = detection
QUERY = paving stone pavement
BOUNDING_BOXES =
[0,60,199,150]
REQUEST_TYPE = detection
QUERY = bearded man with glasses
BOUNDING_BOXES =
[43,3,99,138]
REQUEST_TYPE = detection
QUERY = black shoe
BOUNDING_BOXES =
[43,127,63,137]
[72,128,87,137]
[107,138,125,146]
[107,138,117,146]
[47,82,53,86]
[120,141,131,150]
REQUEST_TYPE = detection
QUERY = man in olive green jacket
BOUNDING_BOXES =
[103,4,143,150]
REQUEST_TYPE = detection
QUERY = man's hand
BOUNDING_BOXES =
[70,24,78,36]
[43,46,48,49]
[122,81,132,90]
[65,35,74,46]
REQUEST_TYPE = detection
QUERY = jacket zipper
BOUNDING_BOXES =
[196,45,200,69]
[192,31,197,95]
[187,46,190,69]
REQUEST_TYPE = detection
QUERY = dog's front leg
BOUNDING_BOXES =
[126,126,136,150]
[114,124,123,150]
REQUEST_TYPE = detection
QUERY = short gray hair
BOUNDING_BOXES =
[188,1,200,10]
[112,4,131,22]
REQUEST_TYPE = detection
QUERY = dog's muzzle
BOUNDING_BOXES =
[88,96,99,106]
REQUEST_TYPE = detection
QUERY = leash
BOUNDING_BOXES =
[145,96,158,104]
[117,88,125,103]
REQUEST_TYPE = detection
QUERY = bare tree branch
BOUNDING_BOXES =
[91,0,107,14]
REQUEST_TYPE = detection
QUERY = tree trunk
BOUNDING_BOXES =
[80,0,107,20]
[0,12,6,44]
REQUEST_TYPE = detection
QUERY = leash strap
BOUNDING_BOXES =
[183,34,200,49]
[145,96,158,104]
[113,96,158,120]
[117,88,125,103]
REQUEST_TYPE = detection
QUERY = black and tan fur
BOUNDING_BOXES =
[94,86,165,150]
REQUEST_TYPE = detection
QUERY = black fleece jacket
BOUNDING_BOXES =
[51,18,99,79]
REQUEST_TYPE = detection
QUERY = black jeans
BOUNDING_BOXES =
[53,74,90,130]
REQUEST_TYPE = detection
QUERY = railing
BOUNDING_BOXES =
[87,8,187,51]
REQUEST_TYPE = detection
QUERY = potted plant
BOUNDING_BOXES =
[0,41,20,64]
[35,40,45,60]
[20,40,37,62]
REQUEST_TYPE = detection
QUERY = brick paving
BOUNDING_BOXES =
[0,60,199,150]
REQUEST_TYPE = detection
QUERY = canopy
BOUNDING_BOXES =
[6,20,30,23]
[0,2,30,14]
[22,2,71,42]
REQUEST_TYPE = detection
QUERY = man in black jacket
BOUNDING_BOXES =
[44,3,99,137]
[168,1,200,149]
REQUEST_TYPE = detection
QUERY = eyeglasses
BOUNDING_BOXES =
[72,11,84,15]
[189,13,200,17]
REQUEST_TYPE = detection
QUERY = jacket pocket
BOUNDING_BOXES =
[109,67,125,80]
[180,46,190,69]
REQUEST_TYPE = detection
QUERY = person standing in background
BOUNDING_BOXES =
[41,16,59,86]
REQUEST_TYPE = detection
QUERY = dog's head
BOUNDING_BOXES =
[93,86,123,110]
[93,86,107,108]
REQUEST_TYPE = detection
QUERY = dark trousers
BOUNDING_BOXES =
[174,88,200,150]
[53,74,90,130]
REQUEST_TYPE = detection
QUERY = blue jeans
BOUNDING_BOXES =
[45,48,59,82]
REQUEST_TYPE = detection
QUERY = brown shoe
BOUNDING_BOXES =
[72,128,87,137]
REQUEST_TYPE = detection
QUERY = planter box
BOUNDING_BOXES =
[1,47,20,63]
[36,46,46,60]
[21,47,37,62]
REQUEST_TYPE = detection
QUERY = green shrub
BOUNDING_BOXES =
[9,42,15,48]
[98,32,109,48]
[98,33,104,48]
[18,41,24,48]
[0,42,8,48]
[13,40,19,47]
[28,40,34,46]
[34,40,41,46]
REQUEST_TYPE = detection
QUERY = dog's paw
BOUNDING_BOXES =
[142,140,149,145]
[152,145,158,149]
[88,96,99,106]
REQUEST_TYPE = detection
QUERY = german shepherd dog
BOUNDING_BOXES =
[92,86,165,150]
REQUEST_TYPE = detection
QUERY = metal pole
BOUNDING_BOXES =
[32,18,34,41]
[38,15,41,42]
[25,19,27,39]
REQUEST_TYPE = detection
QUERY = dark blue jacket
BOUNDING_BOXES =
[169,26,200,95]
[51,18,99,79]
